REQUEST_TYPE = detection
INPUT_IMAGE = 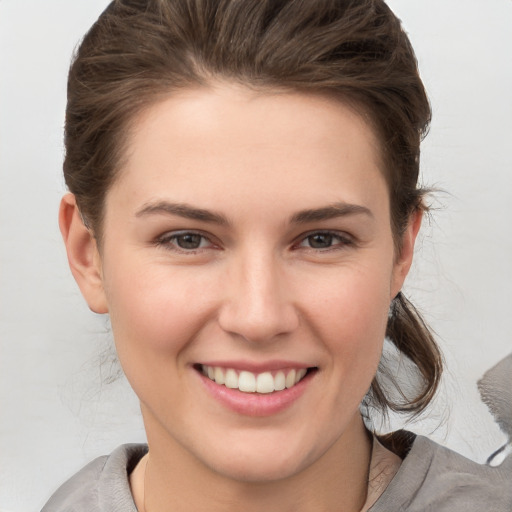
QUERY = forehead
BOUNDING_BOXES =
[110,84,388,217]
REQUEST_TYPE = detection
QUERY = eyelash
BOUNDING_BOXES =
[155,230,216,253]
[294,230,355,252]
[155,229,354,254]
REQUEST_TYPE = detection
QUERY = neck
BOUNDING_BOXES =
[133,412,374,512]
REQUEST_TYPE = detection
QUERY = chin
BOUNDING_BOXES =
[200,431,322,483]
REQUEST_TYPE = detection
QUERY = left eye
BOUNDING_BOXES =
[298,232,350,250]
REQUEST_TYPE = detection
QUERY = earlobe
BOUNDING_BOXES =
[59,193,108,314]
[391,209,423,299]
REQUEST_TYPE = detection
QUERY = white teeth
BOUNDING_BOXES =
[285,369,296,389]
[274,371,286,391]
[295,368,307,384]
[201,365,309,393]
[225,368,238,389]
[256,372,274,394]
[238,371,256,392]
[214,367,225,385]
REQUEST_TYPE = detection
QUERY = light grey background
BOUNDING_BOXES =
[1,1,511,510]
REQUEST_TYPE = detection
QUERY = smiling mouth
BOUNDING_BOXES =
[196,364,315,394]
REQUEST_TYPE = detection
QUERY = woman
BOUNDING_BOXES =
[42,0,511,511]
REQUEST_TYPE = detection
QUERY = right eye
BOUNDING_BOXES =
[155,231,214,252]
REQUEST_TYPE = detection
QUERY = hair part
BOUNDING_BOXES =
[64,0,442,418]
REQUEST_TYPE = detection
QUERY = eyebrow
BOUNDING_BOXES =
[136,201,229,225]
[135,200,372,226]
[290,203,373,224]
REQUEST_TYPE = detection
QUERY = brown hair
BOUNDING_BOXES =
[64,0,442,417]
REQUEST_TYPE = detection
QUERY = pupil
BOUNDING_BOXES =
[177,234,201,249]
[309,233,332,249]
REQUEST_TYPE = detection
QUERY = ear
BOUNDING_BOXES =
[59,193,108,314]
[390,209,423,299]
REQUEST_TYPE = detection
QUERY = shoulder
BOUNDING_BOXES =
[371,435,512,512]
[41,444,148,512]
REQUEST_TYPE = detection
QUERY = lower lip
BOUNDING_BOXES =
[197,370,314,417]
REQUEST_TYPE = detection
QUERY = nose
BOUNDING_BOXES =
[218,251,299,344]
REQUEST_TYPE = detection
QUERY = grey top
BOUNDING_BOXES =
[41,435,512,512]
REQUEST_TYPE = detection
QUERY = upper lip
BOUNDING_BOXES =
[196,360,314,373]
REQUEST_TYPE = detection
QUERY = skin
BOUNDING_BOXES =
[60,84,420,512]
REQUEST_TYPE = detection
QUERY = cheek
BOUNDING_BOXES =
[102,265,221,419]
[305,262,391,336]
[301,264,392,379]
[103,261,217,376]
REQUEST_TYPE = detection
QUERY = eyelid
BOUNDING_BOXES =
[153,228,355,253]
[155,229,218,252]
[293,229,355,250]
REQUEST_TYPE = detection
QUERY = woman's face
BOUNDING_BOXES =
[72,85,418,481]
